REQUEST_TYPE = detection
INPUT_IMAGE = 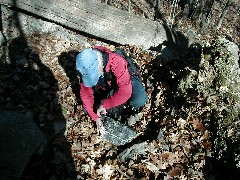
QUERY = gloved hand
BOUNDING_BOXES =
[95,117,106,135]
[97,105,107,117]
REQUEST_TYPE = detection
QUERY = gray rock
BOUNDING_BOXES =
[118,142,149,162]
[0,110,46,180]
[0,32,6,45]
[219,37,239,64]
[19,13,59,34]
[157,129,169,151]
[1,6,91,47]
[160,30,189,60]
[53,120,67,135]
[127,113,141,126]
[177,37,240,169]
[187,29,201,45]
[187,29,197,39]
[101,116,137,146]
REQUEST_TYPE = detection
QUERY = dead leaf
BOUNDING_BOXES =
[127,169,134,176]
[73,155,85,161]
[161,152,171,159]
[192,117,206,131]
[167,167,182,177]
[202,141,212,148]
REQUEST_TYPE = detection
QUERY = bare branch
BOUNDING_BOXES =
[128,0,131,12]
[216,0,233,29]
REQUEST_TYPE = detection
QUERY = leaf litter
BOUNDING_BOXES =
[2,15,239,179]
[6,31,213,179]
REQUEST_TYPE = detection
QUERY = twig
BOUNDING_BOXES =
[105,0,108,4]
[116,167,133,180]
[128,0,131,12]
[216,0,232,29]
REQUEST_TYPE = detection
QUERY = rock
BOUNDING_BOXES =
[0,32,6,45]
[118,141,149,162]
[127,113,142,126]
[157,129,169,151]
[1,6,91,47]
[219,37,239,64]
[53,120,67,135]
[187,29,201,45]
[101,116,137,146]
[0,110,47,180]
[159,29,189,60]
[177,37,240,171]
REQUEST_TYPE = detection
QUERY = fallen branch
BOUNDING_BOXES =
[116,167,133,180]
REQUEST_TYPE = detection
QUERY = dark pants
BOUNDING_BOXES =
[128,77,147,110]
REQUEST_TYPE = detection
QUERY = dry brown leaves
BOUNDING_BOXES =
[12,31,213,179]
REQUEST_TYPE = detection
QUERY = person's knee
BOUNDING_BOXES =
[129,91,148,109]
[130,79,148,109]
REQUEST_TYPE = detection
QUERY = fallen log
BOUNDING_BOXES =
[0,0,168,49]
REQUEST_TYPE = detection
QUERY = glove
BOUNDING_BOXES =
[95,117,106,135]
[97,105,107,117]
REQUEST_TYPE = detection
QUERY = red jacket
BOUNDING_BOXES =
[80,46,132,121]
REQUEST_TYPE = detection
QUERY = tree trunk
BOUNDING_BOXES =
[231,0,239,25]
[216,0,232,29]
[201,0,214,32]
[188,0,199,19]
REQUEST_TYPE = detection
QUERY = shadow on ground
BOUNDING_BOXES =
[0,14,77,179]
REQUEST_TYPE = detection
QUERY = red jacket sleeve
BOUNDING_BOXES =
[101,53,132,109]
[80,83,99,121]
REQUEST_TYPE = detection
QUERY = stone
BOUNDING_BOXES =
[127,113,141,126]
[157,129,169,151]
[118,142,149,162]
[0,32,6,45]
[0,110,46,180]
[2,0,168,49]
[100,116,137,146]
[219,37,239,64]
[53,120,67,135]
